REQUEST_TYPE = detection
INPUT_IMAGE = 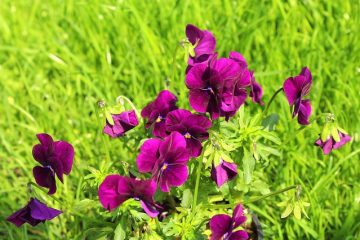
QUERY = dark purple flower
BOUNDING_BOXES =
[136,131,190,192]
[315,131,351,155]
[98,175,159,217]
[165,109,211,157]
[103,110,139,138]
[141,90,178,138]
[211,159,238,187]
[32,133,74,195]
[186,24,216,69]
[283,67,312,125]
[186,57,249,120]
[229,52,263,106]
[7,198,61,227]
[209,204,248,240]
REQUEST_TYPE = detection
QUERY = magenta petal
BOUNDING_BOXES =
[211,160,238,187]
[232,204,247,228]
[283,77,299,106]
[194,30,216,56]
[209,214,232,240]
[186,138,203,157]
[165,109,192,129]
[297,99,312,125]
[36,133,54,147]
[54,141,74,175]
[152,121,168,138]
[229,230,249,240]
[140,200,159,218]
[229,51,248,67]
[185,63,208,89]
[33,166,57,195]
[333,133,351,149]
[136,138,162,173]
[189,89,211,113]
[98,175,131,211]
[159,132,187,157]
[160,165,189,191]
[322,139,334,155]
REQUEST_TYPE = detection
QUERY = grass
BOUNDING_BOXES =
[0,0,359,239]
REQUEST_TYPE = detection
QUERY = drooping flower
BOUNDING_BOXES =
[98,175,159,217]
[185,24,216,69]
[165,109,211,157]
[136,131,190,192]
[211,159,238,187]
[315,130,351,155]
[229,51,263,105]
[209,204,249,240]
[141,90,178,138]
[103,110,139,138]
[283,67,312,125]
[32,133,74,195]
[186,57,249,120]
[7,198,62,227]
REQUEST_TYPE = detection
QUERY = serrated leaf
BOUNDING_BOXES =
[114,220,126,240]
[181,189,193,208]
[293,203,302,219]
[281,204,293,218]
[243,149,255,184]
[203,145,213,157]
[213,151,221,166]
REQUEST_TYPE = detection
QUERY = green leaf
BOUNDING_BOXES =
[109,105,125,114]
[321,123,331,141]
[330,125,340,142]
[243,149,255,184]
[262,113,279,131]
[73,199,97,212]
[281,203,293,218]
[293,203,302,219]
[181,189,193,208]
[114,219,126,240]
[105,109,114,125]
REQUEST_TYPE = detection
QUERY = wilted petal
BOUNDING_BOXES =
[209,214,232,240]
[333,132,351,149]
[33,166,57,195]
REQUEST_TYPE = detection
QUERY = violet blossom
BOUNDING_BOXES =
[32,133,74,195]
[211,159,238,187]
[7,198,61,227]
[136,131,190,192]
[283,67,312,125]
[103,110,139,138]
[98,175,159,217]
[209,204,249,240]
[315,131,351,155]
[141,90,178,138]
[165,109,211,157]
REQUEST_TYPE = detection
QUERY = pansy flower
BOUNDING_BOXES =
[186,57,248,120]
[141,90,178,138]
[165,109,211,157]
[32,133,74,195]
[136,131,190,192]
[211,159,238,187]
[283,67,312,125]
[315,131,351,155]
[209,204,249,240]
[185,24,216,69]
[103,110,139,138]
[7,198,61,227]
[98,175,159,217]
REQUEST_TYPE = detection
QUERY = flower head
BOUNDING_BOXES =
[283,67,312,125]
[103,110,138,138]
[315,130,351,155]
[185,24,216,69]
[32,133,74,195]
[209,204,248,240]
[136,131,190,192]
[165,109,211,157]
[141,90,178,138]
[211,159,238,187]
[7,198,61,227]
[98,175,159,217]
[186,57,249,120]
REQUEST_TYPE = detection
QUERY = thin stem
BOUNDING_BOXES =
[263,87,283,117]
[116,96,141,119]
[192,143,207,210]
[28,182,62,203]
[94,103,111,162]
[203,185,298,209]
[171,42,181,88]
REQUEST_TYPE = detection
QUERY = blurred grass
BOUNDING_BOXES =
[0,0,359,239]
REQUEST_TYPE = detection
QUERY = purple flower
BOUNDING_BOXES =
[141,90,178,138]
[211,159,238,187]
[7,198,61,227]
[315,131,351,155]
[98,175,159,217]
[229,51,263,105]
[136,131,190,192]
[103,110,139,138]
[209,204,249,240]
[32,133,74,195]
[165,109,212,157]
[186,24,216,69]
[283,67,312,125]
[186,57,249,120]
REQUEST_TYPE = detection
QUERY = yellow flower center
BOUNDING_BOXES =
[155,116,162,123]
[184,133,191,139]
[161,164,168,171]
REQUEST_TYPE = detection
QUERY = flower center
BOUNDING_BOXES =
[134,197,140,201]
[184,133,191,139]
[161,163,168,171]
[155,116,162,123]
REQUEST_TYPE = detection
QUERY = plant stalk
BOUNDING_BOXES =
[263,87,283,117]
[28,182,62,203]
[192,144,207,210]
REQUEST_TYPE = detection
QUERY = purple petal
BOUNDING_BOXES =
[209,214,232,240]
[297,99,312,125]
[211,160,238,187]
[29,198,62,220]
[130,178,157,203]
[152,121,168,138]
[104,111,139,138]
[229,230,249,240]
[185,63,208,89]
[232,204,247,228]
[136,138,162,173]
[165,109,192,132]
[185,24,216,57]
[140,200,159,218]
[229,51,248,67]
[159,132,187,158]
[186,138,203,158]
[333,132,351,149]
[322,139,334,155]
[159,164,189,192]
[7,206,29,227]
[283,77,300,106]
[33,166,57,195]
[37,133,54,147]
[54,141,74,175]
[188,89,211,113]
[98,175,131,211]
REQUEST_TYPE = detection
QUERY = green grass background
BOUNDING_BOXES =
[0,0,359,239]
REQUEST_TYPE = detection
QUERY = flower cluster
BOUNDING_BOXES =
[7,134,74,227]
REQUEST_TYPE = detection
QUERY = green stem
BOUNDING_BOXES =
[203,185,298,209]
[28,182,62,203]
[95,103,111,162]
[171,42,181,87]
[263,87,283,117]
[116,96,141,119]
[192,143,207,210]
